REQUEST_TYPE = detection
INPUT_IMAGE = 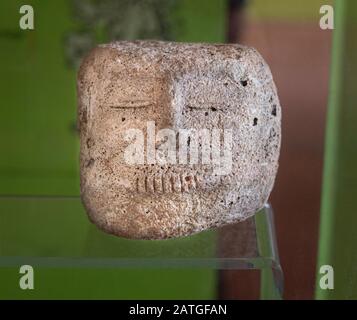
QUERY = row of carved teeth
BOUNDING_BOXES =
[135,174,200,193]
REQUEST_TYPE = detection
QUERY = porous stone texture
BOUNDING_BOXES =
[78,40,281,239]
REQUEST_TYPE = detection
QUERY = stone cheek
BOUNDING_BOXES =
[78,41,281,239]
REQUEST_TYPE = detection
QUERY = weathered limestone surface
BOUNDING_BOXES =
[78,41,281,239]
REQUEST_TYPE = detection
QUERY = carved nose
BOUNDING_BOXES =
[157,103,181,130]
[155,95,183,130]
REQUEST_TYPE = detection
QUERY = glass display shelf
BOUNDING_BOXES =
[0,196,283,299]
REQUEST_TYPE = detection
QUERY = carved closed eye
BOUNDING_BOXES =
[109,100,154,109]
[186,104,222,111]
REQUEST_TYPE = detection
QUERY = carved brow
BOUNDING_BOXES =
[109,100,154,109]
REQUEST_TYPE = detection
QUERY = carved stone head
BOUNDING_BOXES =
[78,41,281,239]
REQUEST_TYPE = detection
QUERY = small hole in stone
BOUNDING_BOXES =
[185,176,191,181]
[85,158,94,168]
[272,105,277,116]
[241,80,248,87]
[253,118,258,126]
[223,82,228,86]
[205,111,208,116]
[122,117,126,122]
[211,107,217,112]
[86,138,94,148]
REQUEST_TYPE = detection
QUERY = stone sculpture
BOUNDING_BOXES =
[78,41,281,239]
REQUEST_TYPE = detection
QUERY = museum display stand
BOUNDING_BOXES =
[0,197,283,299]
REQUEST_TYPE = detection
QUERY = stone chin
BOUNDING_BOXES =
[80,151,275,239]
[81,190,190,239]
[81,172,267,240]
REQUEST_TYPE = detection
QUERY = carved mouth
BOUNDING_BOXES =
[135,173,200,193]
